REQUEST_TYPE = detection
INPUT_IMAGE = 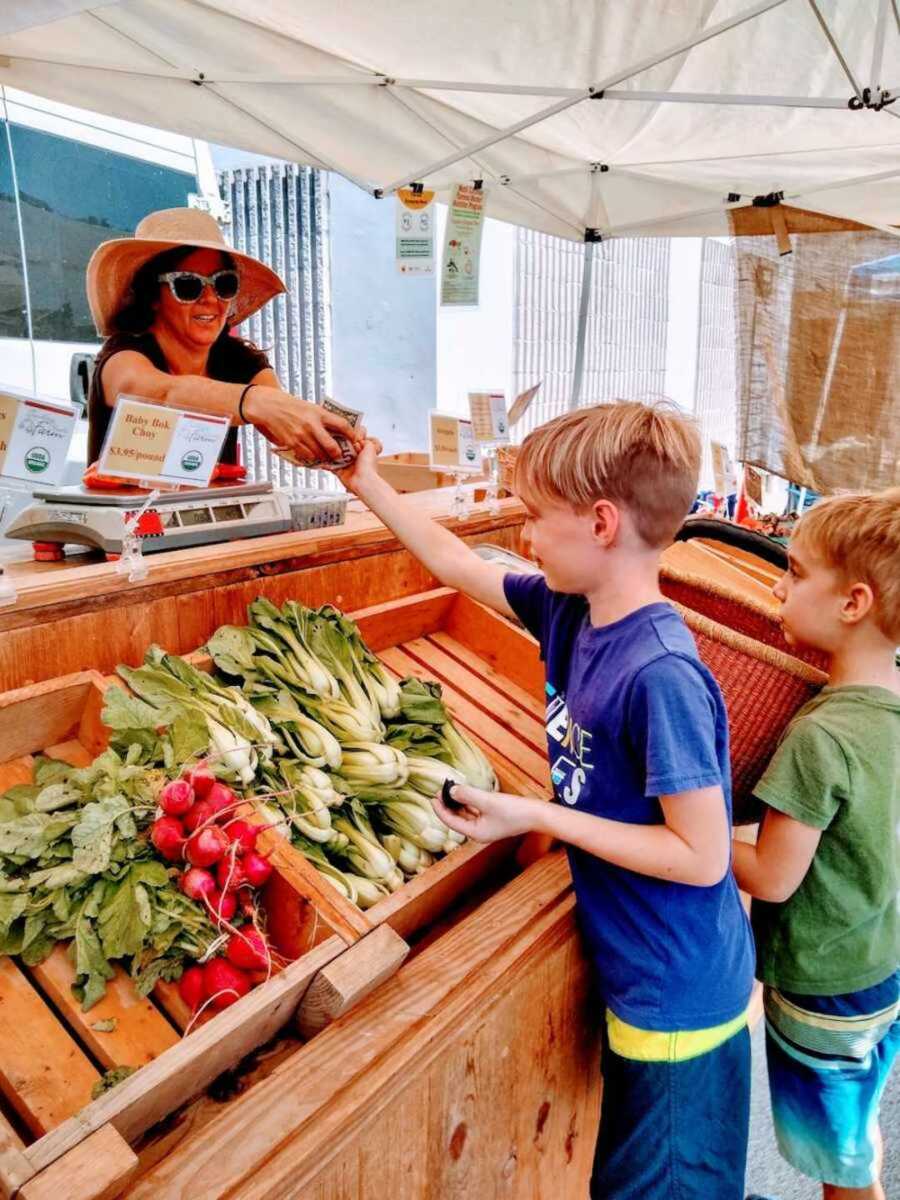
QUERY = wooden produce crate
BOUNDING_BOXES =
[376,452,487,493]
[194,587,551,951]
[0,671,375,1199]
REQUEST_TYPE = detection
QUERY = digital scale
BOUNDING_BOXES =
[5,482,293,560]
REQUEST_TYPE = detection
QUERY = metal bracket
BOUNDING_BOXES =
[584,227,603,243]
[590,163,610,173]
[588,88,606,99]
[192,72,206,88]
[848,86,896,110]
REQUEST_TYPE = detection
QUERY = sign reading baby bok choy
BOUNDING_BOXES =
[98,395,230,487]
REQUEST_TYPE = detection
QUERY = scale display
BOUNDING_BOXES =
[4,482,293,559]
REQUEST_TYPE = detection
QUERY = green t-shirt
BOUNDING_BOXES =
[751,685,900,995]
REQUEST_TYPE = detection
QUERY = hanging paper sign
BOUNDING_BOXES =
[743,464,765,507]
[440,184,487,307]
[468,391,510,445]
[428,412,481,474]
[98,395,229,487]
[710,441,732,495]
[0,389,77,487]
[396,188,435,275]
[507,381,541,429]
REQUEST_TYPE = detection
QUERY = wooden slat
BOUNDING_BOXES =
[445,593,546,701]
[28,948,179,1071]
[0,1111,33,1200]
[296,926,409,1040]
[363,838,517,942]
[349,588,457,653]
[0,674,103,763]
[380,646,551,789]
[429,631,546,719]
[0,758,36,792]
[400,636,547,753]
[126,852,575,1200]
[0,959,98,1138]
[27,936,345,1172]
[20,1125,137,1200]
[41,740,92,768]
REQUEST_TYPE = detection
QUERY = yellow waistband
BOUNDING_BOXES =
[606,1008,748,1063]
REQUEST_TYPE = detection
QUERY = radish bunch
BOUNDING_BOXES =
[150,762,276,1013]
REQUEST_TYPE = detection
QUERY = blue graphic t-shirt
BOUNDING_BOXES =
[504,572,755,1031]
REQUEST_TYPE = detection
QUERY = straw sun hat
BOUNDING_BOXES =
[86,207,286,337]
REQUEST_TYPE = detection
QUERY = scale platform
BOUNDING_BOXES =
[5,482,293,558]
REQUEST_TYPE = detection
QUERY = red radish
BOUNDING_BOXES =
[150,815,185,862]
[207,889,238,923]
[180,867,216,902]
[242,851,273,888]
[216,856,247,892]
[237,887,256,917]
[182,760,215,797]
[202,958,250,1009]
[178,965,205,1010]
[183,799,215,834]
[224,819,259,855]
[205,782,237,820]
[159,779,194,816]
[226,928,269,971]
[185,826,229,868]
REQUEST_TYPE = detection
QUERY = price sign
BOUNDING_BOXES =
[98,395,230,487]
[428,412,481,474]
[0,389,77,488]
[468,391,510,445]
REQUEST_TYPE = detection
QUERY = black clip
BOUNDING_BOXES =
[411,182,424,195]
[584,227,603,243]
[192,73,206,88]
[441,778,464,812]
[849,87,896,111]
[473,178,484,190]
[726,192,742,204]
[752,191,784,208]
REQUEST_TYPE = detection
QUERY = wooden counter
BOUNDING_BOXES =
[0,492,528,692]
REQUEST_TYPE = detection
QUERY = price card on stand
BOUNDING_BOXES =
[468,391,510,445]
[428,412,481,474]
[98,395,230,487]
[0,389,77,488]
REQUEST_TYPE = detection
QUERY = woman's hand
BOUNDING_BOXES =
[431,784,544,844]
[244,386,364,464]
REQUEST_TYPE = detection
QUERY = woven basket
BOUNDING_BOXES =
[661,563,831,673]
[675,605,827,823]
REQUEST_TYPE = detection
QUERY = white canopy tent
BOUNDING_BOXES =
[1,0,899,404]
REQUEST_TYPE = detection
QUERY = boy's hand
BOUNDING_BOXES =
[337,437,382,494]
[432,784,542,843]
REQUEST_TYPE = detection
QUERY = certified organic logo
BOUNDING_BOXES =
[180,450,203,472]
[24,447,50,474]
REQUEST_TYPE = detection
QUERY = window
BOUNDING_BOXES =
[0,126,26,338]
[7,124,195,342]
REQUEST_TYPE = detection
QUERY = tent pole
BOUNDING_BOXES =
[806,0,864,100]
[379,0,790,196]
[570,236,597,411]
[871,0,889,87]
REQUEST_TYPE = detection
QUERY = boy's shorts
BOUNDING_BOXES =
[590,1009,751,1199]
[764,970,900,1189]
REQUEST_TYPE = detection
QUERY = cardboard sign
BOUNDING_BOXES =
[98,395,229,487]
[396,188,435,275]
[428,412,481,474]
[0,389,77,487]
[710,441,734,495]
[743,464,765,507]
[440,183,487,306]
[507,381,541,429]
[468,391,510,445]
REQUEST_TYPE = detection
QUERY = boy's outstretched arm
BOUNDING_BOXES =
[340,441,516,618]
[732,810,821,903]
[433,784,731,887]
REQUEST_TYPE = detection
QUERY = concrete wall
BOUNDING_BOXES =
[329,175,436,455]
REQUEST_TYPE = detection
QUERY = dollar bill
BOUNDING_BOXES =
[276,397,363,470]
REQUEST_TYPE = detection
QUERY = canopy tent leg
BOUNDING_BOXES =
[569,238,597,411]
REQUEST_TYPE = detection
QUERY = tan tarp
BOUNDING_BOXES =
[731,205,900,494]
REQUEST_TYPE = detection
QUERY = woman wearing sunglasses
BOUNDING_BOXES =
[85,207,361,476]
